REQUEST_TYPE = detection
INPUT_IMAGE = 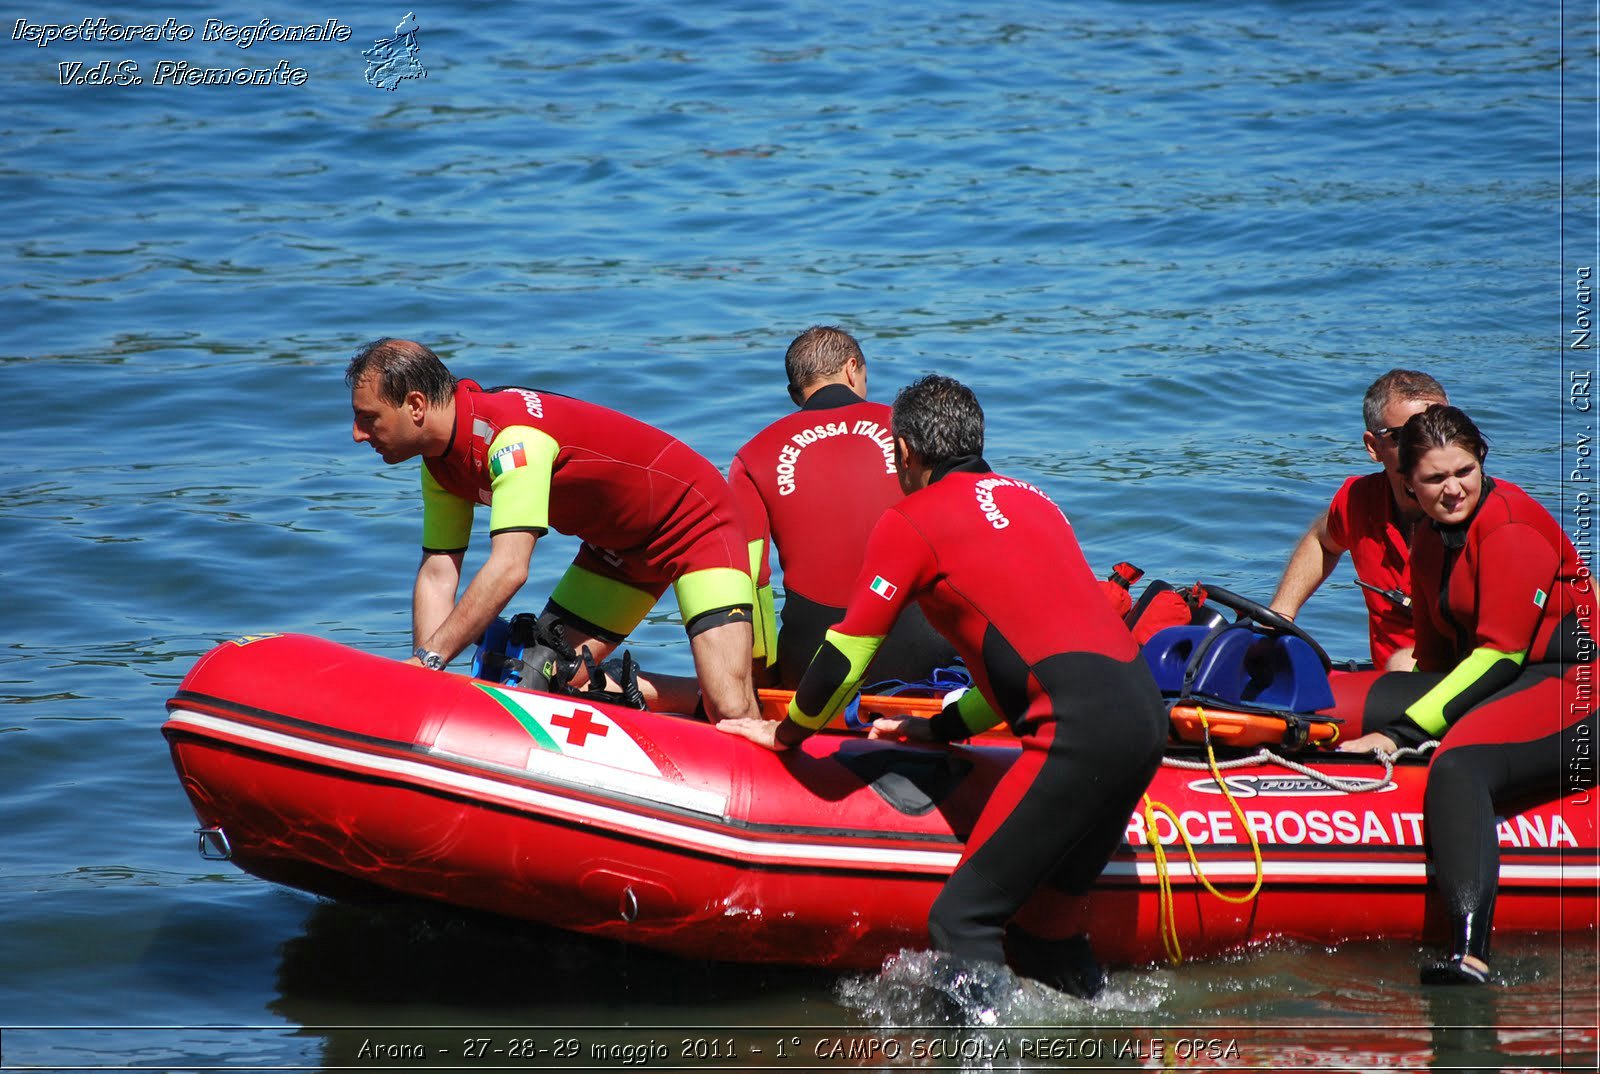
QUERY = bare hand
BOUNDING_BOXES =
[868,715,935,742]
[714,716,789,752]
[1339,731,1399,755]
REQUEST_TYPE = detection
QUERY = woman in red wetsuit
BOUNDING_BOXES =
[1339,405,1597,985]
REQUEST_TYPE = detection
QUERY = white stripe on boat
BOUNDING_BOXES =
[1103,860,1599,881]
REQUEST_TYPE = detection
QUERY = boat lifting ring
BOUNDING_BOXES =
[195,827,233,861]
[619,886,639,923]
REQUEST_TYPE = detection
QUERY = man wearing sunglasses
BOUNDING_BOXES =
[1269,368,1449,671]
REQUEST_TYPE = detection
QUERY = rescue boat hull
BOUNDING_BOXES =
[162,634,1597,968]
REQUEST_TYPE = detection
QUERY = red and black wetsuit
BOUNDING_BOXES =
[729,384,955,684]
[422,379,751,639]
[1327,472,1418,667]
[779,457,1166,968]
[1353,477,1596,963]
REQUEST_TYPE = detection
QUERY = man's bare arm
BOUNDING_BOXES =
[1269,509,1345,620]
[414,531,538,664]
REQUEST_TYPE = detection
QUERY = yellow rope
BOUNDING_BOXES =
[1140,794,1183,964]
[1143,704,1267,965]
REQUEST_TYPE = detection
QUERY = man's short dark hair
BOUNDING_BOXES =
[784,325,864,393]
[1363,368,1447,432]
[344,338,456,407]
[891,374,984,466]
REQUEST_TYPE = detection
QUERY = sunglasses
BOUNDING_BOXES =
[1371,426,1404,443]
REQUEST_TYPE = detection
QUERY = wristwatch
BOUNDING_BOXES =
[413,646,447,671]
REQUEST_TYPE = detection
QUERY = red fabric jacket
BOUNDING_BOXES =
[1326,472,1416,665]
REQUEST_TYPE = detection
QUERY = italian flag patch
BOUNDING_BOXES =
[489,442,527,478]
[869,575,897,600]
[1534,588,1548,608]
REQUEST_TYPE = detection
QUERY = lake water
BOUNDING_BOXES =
[3,1,1597,1070]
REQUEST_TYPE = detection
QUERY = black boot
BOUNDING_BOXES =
[1421,959,1490,985]
[1421,909,1493,986]
[1005,925,1106,1000]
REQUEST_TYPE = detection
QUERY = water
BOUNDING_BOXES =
[4,1,1596,1069]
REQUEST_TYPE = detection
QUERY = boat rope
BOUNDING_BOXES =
[1158,737,1439,794]
[1142,706,1439,964]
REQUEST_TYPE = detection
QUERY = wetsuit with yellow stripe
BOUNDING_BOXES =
[421,379,752,640]
[1358,476,1596,968]
[776,456,1166,969]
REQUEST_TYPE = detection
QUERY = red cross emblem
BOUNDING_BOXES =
[551,705,610,748]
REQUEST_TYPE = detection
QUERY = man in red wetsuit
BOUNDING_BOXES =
[718,375,1166,997]
[729,325,956,687]
[1270,369,1449,670]
[345,338,759,721]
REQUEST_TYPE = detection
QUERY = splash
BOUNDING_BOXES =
[836,948,1174,1030]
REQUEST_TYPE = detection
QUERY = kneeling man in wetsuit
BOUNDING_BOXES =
[717,374,1166,995]
[346,337,759,721]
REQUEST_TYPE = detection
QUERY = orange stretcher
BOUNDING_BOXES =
[1167,703,1342,750]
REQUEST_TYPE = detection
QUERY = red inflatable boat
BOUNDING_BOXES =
[163,633,1597,968]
